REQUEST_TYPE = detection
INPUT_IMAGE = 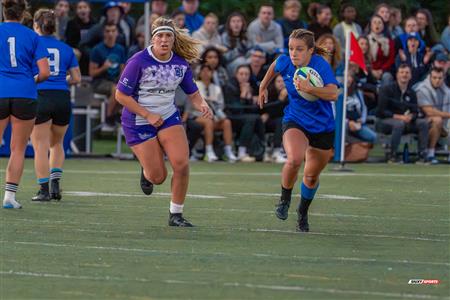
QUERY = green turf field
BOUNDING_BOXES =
[0,159,449,299]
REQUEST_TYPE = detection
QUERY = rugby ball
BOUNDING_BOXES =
[293,67,324,101]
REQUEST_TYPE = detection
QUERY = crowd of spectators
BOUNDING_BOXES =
[30,0,450,163]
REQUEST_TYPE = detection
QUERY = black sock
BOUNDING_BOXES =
[298,197,312,216]
[281,186,292,203]
[40,182,49,192]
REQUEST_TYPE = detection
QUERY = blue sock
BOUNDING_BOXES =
[300,182,319,201]
[298,182,319,216]
[38,177,49,192]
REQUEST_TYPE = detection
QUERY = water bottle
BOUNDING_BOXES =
[402,143,409,163]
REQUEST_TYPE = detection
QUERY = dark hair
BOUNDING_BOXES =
[235,64,251,75]
[369,14,385,33]
[375,3,390,15]
[397,63,412,72]
[289,29,329,57]
[339,3,356,21]
[197,64,213,80]
[225,11,248,49]
[200,46,224,69]
[430,67,444,74]
[2,0,26,21]
[34,8,56,35]
[259,3,274,11]
[170,8,184,19]
[307,2,330,22]
[103,20,118,30]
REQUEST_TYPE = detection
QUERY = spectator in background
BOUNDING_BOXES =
[65,0,95,75]
[171,9,186,29]
[180,0,204,33]
[367,14,395,83]
[80,2,130,53]
[441,15,450,53]
[346,72,377,143]
[395,33,432,86]
[277,0,307,49]
[395,16,425,55]
[247,4,283,56]
[249,47,268,96]
[89,23,126,131]
[54,0,70,40]
[415,67,450,163]
[119,2,136,32]
[193,13,226,53]
[373,3,391,37]
[199,47,229,90]
[307,3,332,40]
[127,26,145,58]
[263,74,288,163]
[355,35,379,110]
[221,12,249,74]
[224,65,265,162]
[333,3,362,56]
[184,65,237,162]
[388,7,403,39]
[432,53,449,87]
[416,8,440,48]
[376,64,429,163]
[317,34,342,74]
[137,0,168,29]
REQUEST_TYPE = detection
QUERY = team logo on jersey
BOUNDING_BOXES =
[174,67,183,78]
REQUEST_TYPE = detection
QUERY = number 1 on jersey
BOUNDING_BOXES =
[7,37,17,68]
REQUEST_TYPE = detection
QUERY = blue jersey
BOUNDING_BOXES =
[275,54,339,133]
[0,22,48,99]
[36,36,78,91]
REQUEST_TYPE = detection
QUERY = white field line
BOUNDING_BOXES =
[2,169,448,177]
[64,191,226,199]
[0,270,445,299]
[223,282,446,300]
[250,228,446,242]
[231,192,366,200]
[0,240,448,267]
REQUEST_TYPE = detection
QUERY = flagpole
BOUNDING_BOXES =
[144,1,150,47]
[334,30,353,172]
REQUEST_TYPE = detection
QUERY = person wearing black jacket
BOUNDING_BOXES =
[376,64,429,162]
[224,64,265,162]
[65,1,95,75]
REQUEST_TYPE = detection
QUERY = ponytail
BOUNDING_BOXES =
[34,8,56,35]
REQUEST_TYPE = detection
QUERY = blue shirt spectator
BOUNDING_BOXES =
[180,0,204,33]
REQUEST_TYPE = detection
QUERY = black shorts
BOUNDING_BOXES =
[0,98,37,120]
[282,121,335,150]
[36,90,71,126]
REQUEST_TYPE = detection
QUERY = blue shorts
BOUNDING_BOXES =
[122,111,182,146]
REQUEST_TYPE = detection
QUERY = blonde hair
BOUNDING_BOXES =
[151,17,201,63]
[316,34,341,70]
[289,29,330,57]
[284,0,301,10]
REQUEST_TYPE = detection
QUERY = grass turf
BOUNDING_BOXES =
[0,159,449,299]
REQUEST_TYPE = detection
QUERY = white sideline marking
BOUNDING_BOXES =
[231,192,366,200]
[224,282,444,299]
[1,240,448,265]
[64,191,226,199]
[251,229,446,242]
[0,270,443,299]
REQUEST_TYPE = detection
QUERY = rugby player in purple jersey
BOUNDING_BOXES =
[115,17,213,227]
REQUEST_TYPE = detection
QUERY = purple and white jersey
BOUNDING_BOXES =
[117,46,198,126]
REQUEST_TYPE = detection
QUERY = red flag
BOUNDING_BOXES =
[349,32,367,74]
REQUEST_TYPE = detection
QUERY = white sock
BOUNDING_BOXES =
[170,202,184,214]
[224,145,233,156]
[238,146,247,157]
[205,144,214,154]
[272,147,281,156]
[3,190,16,202]
[427,148,435,157]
